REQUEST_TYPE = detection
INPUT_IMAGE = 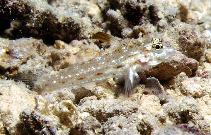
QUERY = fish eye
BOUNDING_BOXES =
[151,38,163,50]
[155,44,163,49]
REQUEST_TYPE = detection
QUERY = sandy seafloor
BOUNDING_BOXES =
[0,0,211,134]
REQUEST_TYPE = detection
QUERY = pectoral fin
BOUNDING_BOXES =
[124,68,140,95]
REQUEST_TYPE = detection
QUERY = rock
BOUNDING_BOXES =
[23,95,80,134]
[205,49,211,63]
[42,88,75,103]
[99,0,162,38]
[0,38,50,90]
[163,96,209,132]
[139,95,162,115]
[78,98,138,122]
[137,114,160,135]
[52,100,78,128]
[0,38,47,71]
[70,114,102,135]
[145,50,199,80]
[196,62,211,78]
[0,121,6,134]
[178,29,206,61]
[0,80,36,134]
[0,38,42,70]
[20,110,58,134]
[153,124,207,135]
[198,95,211,127]
[181,77,211,98]
[0,0,80,43]
[103,115,140,135]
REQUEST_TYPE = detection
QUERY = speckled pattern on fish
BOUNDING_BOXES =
[35,39,193,94]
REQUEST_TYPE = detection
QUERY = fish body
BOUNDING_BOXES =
[35,40,177,92]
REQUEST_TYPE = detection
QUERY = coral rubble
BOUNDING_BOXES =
[0,0,211,134]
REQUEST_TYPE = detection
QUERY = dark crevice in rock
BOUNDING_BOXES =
[0,0,80,45]
[124,1,145,26]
